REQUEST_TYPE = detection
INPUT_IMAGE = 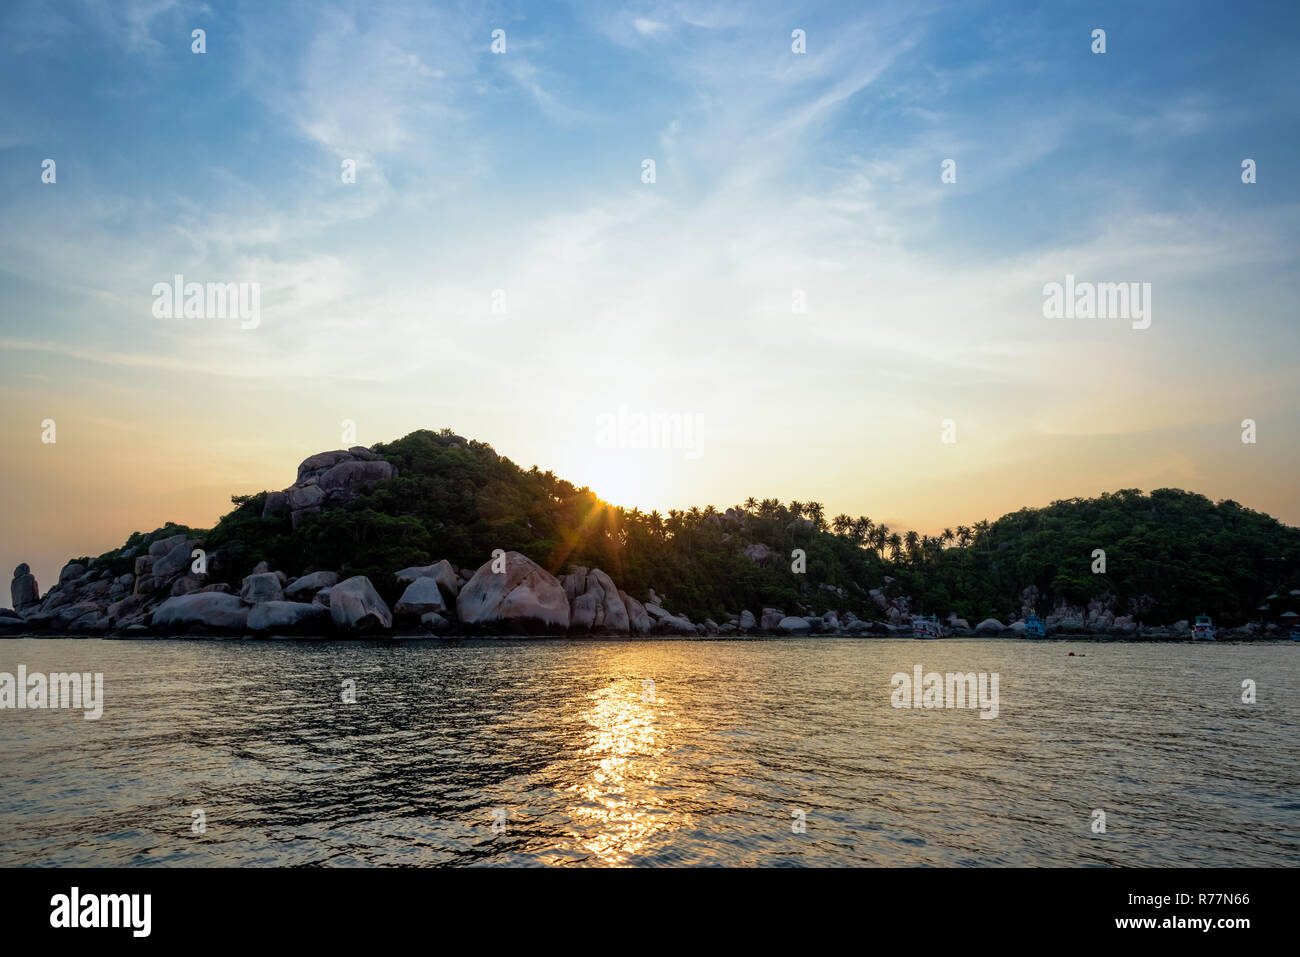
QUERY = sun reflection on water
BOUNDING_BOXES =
[562,678,683,865]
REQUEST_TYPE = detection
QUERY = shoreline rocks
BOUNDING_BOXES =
[3,546,1285,644]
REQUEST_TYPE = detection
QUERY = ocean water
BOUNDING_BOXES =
[0,636,1296,867]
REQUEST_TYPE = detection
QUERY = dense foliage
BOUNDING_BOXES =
[126,430,1300,622]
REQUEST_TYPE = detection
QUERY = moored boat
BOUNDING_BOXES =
[1024,612,1046,639]
[912,614,942,639]
[1192,614,1216,641]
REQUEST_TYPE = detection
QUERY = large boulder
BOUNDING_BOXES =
[283,571,339,601]
[240,572,284,605]
[394,577,449,618]
[563,567,630,636]
[248,600,330,634]
[148,534,187,559]
[395,560,460,599]
[152,539,197,579]
[621,591,653,635]
[760,608,784,631]
[288,484,326,510]
[151,592,249,632]
[778,616,812,634]
[974,618,1006,634]
[739,609,757,631]
[107,593,152,627]
[296,450,355,482]
[10,563,39,611]
[317,459,397,494]
[329,576,392,632]
[282,448,397,528]
[456,551,569,636]
[170,573,206,597]
[653,613,697,636]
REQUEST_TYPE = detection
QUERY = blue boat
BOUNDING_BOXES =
[912,614,942,639]
[1193,614,1216,641]
[1024,613,1047,639]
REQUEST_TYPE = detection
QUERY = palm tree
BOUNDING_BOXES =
[887,532,903,561]
[833,514,854,537]
[873,525,890,559]
[805,502,826,532]
[852,516,872,548]
[942,528,954,547]
[788,501,804,519]
[905,530,921,565]
[743,496,758,514]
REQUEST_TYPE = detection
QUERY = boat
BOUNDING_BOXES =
[912,614,942,639]
[1192,614,1216,641]
[1291,628,1300,642]
[1024,612,1046,639]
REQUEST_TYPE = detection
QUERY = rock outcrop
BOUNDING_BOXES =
[395,560,460,601]
[394,577,449,618]
[10,563,39,611]
[778,616,812,634]
[643,602,696,635]
[151,592,250,632]
[283,571,338,601]
[563,567,630,636]
[273,448,397,529]
[456,551,569,635]
[329,576,392,632]
[247,600,330,634]
[240,572,283,605]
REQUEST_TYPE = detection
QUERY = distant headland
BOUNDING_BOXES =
[4,429,1298,640]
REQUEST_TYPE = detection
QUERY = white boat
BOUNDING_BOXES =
[1192,614,1216,641]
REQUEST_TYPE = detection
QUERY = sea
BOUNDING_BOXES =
[0,636,1296,866]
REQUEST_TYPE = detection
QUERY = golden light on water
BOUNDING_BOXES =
[563,678,683,866]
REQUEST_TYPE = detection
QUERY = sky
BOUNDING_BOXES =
[2,0,1298,594]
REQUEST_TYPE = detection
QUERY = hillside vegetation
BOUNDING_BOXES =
[93,429,1300,624]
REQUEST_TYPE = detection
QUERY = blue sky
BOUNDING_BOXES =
[2,0,1298,590]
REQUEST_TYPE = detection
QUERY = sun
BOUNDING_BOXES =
[566,452,674,513]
